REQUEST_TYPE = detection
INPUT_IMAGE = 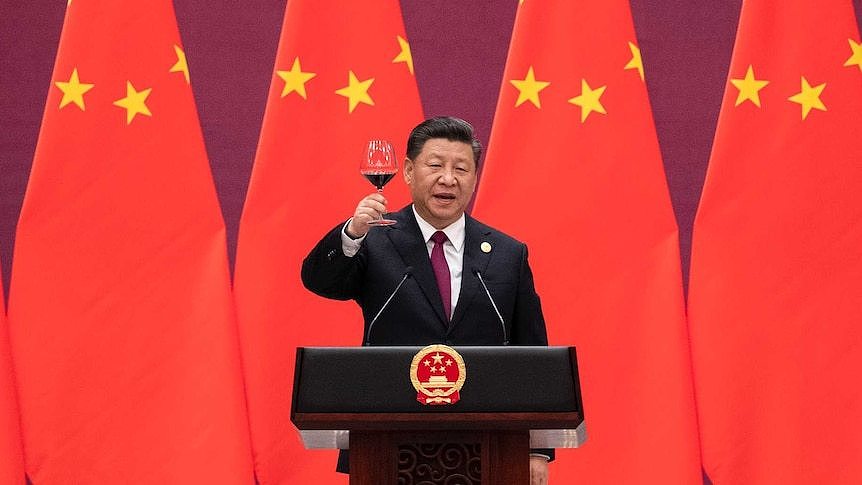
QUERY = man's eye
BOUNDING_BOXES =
[456,167,468,173]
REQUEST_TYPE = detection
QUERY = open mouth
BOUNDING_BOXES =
[433,193,457,202]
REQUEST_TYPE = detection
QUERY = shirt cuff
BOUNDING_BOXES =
[341,219,365,257]
[529,453,551,462]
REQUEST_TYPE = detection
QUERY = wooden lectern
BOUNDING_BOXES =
[291,346,585,484]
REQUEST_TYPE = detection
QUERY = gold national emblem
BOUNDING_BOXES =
[410,344,467,405]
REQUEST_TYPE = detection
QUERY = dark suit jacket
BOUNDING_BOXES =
[301,205,548,347]
[301,205,552,472]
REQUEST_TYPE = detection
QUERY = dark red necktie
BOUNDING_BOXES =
[430,231,451,320]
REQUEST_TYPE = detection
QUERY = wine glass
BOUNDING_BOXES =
[360,139,398,226]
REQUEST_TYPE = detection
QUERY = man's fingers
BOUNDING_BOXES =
[359,197,387,214]
[347,193,389,238]
[365,192,387,205]
[529,457,549,485]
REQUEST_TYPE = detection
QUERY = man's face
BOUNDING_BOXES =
[403,138,477,229]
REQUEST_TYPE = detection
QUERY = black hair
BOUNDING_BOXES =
[405,116,483,167]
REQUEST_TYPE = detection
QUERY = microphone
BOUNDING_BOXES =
[365,266,413,345]
[472,268,509,346]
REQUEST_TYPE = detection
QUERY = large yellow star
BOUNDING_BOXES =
[169,44,190,84]
[392,35,414,75]
[510,66,550,108]
[568,79,607,122]
[787,76,826,120]
[845,38,862,72]
[730,65,769,107]
[335,70,375,113]
[55,68,94,111]
[276,57,316,99]
[624,41,644,81]
[113,81,152,125]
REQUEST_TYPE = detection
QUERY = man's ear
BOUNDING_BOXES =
[403,158,413,183]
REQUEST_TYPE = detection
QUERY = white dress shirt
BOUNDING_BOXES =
[341,205,465,318]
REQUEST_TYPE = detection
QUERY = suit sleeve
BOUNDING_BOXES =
[301,221,365,300]
[510,244,555,461]
[510,244,548,346]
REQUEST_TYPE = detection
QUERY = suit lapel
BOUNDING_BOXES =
[386,207,449,326]
[450,215,493,330]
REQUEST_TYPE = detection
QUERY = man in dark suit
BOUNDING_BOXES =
[302,116,551,484]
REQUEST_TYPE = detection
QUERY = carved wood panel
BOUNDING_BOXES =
[397,443,481,485]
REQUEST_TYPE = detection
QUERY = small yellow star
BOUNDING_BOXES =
[169,44,190,84]
[276,57,316,99]
[787,76,826,120]
[624,41,644,81]
[392,35,414,75]
[730,65,769,107]
[845,38,862,72]
[55,68,94,111]
[335,70,375,113]
[510,66,550,108]
[568,79,607,122]
[113,81,152,125]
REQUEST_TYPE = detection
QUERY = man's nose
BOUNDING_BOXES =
[438,170,457,185]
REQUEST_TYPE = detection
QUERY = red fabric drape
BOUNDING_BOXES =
[472,1,702,483]
[689,1,862,483]
[233,2,424,482]
[1,268,24,484]
[8,1,253,482]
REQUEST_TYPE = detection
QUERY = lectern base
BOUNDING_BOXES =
[349,430,529,485]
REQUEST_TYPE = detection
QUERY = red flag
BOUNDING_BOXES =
[689,1,862,483]
[8,1,253,482]
[233,1,423,482]
[473,1,701,482]
[1,270,24,484]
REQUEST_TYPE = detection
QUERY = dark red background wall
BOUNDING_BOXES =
[2,0,861,296]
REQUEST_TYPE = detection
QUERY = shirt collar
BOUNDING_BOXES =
[412,205,465,252]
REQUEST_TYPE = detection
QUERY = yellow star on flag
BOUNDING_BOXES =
[335,70,375,113]
[730,65,769,107]
[113,81,153,125]
[393,35,414,75]
[510,66,550,108]
[276,57,316,99]
[55,68,95,111]
[845,38,862,72]
[568,79,607,122]
[624,41,645,81]
[787,76,826,120]
[169,44,190,84]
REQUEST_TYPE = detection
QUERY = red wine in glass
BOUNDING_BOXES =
[360,139,398,226]
[362,172,395,190]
